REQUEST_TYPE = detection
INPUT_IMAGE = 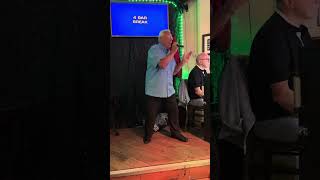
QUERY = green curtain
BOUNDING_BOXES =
[174,77,181,96]
[210,50,230,140]
[173,11,183,96]
[210,50,230,105]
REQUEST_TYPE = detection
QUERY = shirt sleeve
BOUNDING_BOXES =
[148,46,166,68]
[266,34,291,84]
[189,70,202,89]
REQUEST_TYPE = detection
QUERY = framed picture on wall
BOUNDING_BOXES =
[202,34,210,55]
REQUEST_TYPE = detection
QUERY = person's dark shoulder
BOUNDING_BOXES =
[249,13,288,73]
[250,13,293,84]
[188,66,202,85]
[189,65,200,77]
[252,13,289,49]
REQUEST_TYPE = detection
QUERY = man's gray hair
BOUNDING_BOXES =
[196,52,208,64]
[158,29,171,42]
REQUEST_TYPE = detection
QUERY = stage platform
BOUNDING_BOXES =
[110,127,210,180]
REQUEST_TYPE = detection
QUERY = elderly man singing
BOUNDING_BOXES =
[144,29,192,144]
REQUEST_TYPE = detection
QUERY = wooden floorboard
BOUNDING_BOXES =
[110,127,210,172]
[110,160,210,177]
[110,165,210,180]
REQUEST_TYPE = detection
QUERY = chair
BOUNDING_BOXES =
[177,79,206,131]
[237,51,309,180]
[246,129,308,180]
[187,103,206,129]
[217,55,309,180]
[110,96,120,136]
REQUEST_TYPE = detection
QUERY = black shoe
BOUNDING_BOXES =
[143,137,151,144]
[171,132,188,142]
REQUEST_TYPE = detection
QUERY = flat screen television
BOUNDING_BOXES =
[110,2,169,37]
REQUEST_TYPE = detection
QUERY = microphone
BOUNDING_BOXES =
[171,41,184,48]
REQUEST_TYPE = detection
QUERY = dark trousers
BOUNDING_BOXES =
[253,116,299,142]
[145,95,181,139]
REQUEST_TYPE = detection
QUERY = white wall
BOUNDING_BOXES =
[183,0,210,79]
[231,0,320,56]
[231,0,274,55]
[183,0,197,79]
[197,0,210,53]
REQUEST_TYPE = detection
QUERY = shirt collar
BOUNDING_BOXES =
[158,43,168,52]
[196,65,206,71]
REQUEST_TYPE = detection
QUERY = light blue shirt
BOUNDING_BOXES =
[145,43,176,98]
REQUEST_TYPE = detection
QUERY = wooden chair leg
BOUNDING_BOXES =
[112,115,119,136]
[188,106,193,130]
[192,109,196,127]
[113,128,119,136]
[111,108,119,136]
[184,106,189,131]
[111,97,120,136]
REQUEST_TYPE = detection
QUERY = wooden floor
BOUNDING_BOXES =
[110,127,210,179]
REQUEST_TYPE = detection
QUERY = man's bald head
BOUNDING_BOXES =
[196,53,210,68]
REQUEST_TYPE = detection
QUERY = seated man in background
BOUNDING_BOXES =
[187,52,210,107]
[248,0,316,142]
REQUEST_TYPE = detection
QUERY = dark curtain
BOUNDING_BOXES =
[109,6,177,128]
[1,0,106,179]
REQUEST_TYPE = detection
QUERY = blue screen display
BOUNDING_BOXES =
[111,2,169,37]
